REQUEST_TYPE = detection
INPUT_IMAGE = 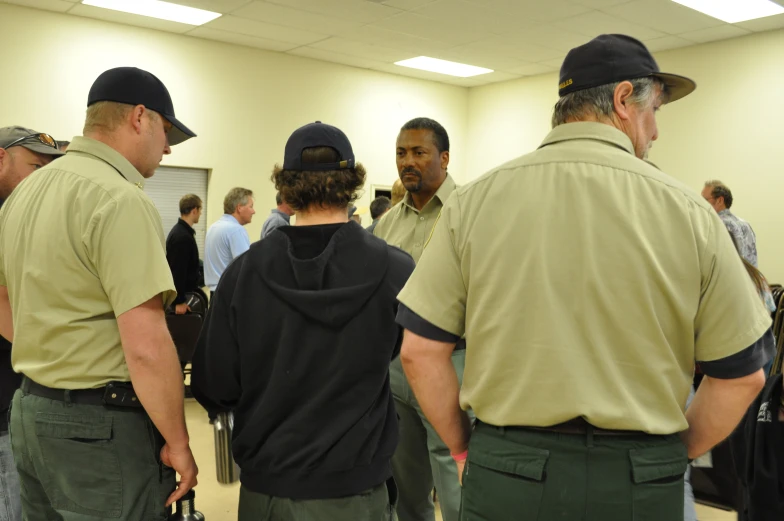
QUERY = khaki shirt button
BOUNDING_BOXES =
[420,217,425,221]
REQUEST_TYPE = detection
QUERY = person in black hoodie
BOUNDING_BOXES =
[192,121,415,521]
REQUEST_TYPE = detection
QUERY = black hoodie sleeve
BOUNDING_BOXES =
[191,266,242,414]
[387,246,416,360]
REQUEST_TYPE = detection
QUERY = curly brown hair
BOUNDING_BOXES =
[271,147,366,212]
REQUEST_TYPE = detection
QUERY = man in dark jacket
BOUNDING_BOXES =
[166,194,202,314]
[192,121,414,521]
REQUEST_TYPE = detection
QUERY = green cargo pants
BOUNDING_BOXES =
[390,350,468,521]
[238,480,397,521]
[461,421,688,521]
[9,386,176,521]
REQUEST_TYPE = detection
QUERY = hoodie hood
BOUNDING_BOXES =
[252,221,389,328]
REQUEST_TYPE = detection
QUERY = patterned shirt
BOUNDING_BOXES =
[719,209,758,267]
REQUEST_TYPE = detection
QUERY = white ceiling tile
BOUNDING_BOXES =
[232,1,361,35]
[265,0,402,24]
[433,49,527,72]
[381,0,436,9]
[372,63,468,85]
[540,57,568,69]
[603,0,725,34]
[68,4,195,33]
[373,12,486,46]
[287,46,389,70]
[500,24,592,52]
[642,35,694,51]
[570,0,630,7]
[310,37,412,62]
[503,62,559,76]
[349,24,453,54]
[167,0,253,13]
[678,25,751,44]
[553,10,665,40]
[456,36,565,63]
[203,14,328,44]
[463,0,593,23]
[413,0,528,35]
[735,13,784,32]
[186,26,299,51]
[0,0,75,12]
[450,71,519,87]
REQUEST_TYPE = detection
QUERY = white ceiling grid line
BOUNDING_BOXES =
[3,0,783,86]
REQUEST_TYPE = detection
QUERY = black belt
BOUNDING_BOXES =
[520,418,644,437]
[20,377,143,408]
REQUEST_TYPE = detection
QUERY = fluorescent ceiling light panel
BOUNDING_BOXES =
[82,0,221,26]
[394,56,493,78]
[671,0,784,23]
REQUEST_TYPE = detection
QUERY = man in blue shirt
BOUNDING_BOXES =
[260,192,293,239]
[205,187,255,293]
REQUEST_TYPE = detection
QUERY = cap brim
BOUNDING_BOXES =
[163,115,196,146]
[21,143,64,157]
[652,72,696,104]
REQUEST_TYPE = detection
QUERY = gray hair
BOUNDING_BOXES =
[551,77,666,128]
[223,187,253,214]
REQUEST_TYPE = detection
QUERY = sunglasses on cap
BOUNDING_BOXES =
[3,133,58,151]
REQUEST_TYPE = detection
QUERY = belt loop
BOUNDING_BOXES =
[586,424,594,448]
[63,390,72,406]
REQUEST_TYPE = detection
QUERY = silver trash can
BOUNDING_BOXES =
[213,411,240,485]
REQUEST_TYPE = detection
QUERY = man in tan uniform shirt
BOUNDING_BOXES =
[374,117,464,521]
[0,67,199,521]
[396,35,770,521]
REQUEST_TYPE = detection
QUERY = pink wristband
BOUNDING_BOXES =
[451,450,468,462]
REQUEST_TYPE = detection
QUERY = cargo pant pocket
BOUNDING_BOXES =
[460,445,550,521]
[35,413,122,518]
[630,442,688,521]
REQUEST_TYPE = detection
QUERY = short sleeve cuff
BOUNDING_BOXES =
[396,303,461,343]
[698,328,773,379]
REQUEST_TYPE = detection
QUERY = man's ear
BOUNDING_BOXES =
[613,81,635,122]
[0,148,9,174]
[130,105,146,134]
[441,150,450,171]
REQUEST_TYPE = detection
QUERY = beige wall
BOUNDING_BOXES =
[466,29,784,282]
[0,3,468,237]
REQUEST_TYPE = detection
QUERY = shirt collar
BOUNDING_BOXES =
[272,208,291,223]
[402,173,457,213]
[221,214,241,225]
[539,122,636,157]
[177,218,195,235]
[719,209,732,217]
[67,136,147,189]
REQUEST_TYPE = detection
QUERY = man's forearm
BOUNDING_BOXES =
[125,333,190,449]
[683,370,765,458]
[401,331,471,454]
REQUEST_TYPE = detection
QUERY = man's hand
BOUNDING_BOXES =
[160,443,199,507]
[457,459,466,486]
[174,303,190,315]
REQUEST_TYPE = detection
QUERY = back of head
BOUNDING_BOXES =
[179,193,202,215]
[224,187,253,214]
[272,122,366,213]
[705,180,733,209]
[272,147,366,212]
[391,179,406,206]
[551,34,696,128]
[370,196,392,220]
[275,192,283,206]
[400,117,450,153]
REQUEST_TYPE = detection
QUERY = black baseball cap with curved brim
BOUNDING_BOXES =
[283,121,355,171]
[559,34,696,103]
[88,67,196,146]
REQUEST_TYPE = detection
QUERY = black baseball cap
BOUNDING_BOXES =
[559,34,696,103]
[283,121,355,171]
[88,67,196,146]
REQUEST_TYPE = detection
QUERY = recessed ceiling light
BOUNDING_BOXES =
[394,56,493,78]
[671,0,784,23]
[82,0,221,26]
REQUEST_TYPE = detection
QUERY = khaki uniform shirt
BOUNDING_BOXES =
[0,137,176,389]
[397,122,771,435]
[373,174,456,263]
